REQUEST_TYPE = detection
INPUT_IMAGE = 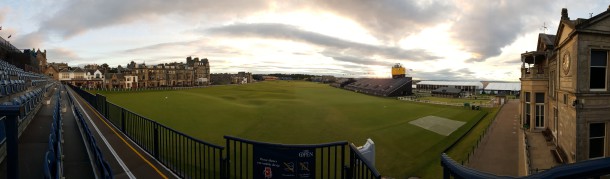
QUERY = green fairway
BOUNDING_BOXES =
[93,81,487,177]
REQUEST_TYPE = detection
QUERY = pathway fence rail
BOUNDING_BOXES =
[397,96,494,108]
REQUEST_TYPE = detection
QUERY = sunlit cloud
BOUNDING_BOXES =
[3,0,608,81]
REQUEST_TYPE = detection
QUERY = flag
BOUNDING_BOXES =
[7,35,11,38]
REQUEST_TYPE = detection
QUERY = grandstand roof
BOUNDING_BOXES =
[484,82,521,91]
[416,81,483,88]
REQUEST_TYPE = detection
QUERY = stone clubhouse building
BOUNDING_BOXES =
[520,6,610,163]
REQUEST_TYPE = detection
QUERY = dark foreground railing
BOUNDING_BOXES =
[349,143,381,179]
[68,85,381,179]
[225,136,348,179]
[441,153,610,179]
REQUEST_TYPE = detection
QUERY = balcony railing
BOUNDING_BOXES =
[521,67,548,79]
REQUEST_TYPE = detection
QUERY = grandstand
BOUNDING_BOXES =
[330,78,356,88]
[340,64,413,97]
[0,56,58,178]
[344,77,412,97]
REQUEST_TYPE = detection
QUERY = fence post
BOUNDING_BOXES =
[347,150,353,179]
[153,125,159,159]
[221,157,227,179]
[344,166,351,179]
[442,164,451,179]
[121,108,126,133]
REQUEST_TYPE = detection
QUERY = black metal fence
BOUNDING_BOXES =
[70,85,225,178]
[68,85,381,179]
[348,144,381,179]
[225,136,349,179]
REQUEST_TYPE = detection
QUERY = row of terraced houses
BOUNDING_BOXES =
[44,56,212,89]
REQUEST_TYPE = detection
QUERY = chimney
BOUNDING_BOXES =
[561,8,569,20]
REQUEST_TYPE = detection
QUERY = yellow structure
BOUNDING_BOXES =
[392,63,406,79]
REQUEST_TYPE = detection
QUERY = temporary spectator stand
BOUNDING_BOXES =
[43,90,64,179]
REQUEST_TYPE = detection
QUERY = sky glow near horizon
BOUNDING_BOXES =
[1,0,609,81]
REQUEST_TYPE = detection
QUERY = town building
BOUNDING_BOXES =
[520,7,610,163]
[210,72,253,85]
[58,56,212,89]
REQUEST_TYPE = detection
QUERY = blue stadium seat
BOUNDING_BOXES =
[48,135,55,154]
[43,151,54,179]
[3,80,10,95]
[19,95,29,113]
[102,161,113,179]
[0,81,6,96]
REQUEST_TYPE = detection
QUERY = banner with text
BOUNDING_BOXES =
[253,145,316,179]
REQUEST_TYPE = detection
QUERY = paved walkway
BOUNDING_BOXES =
[526,132,559,173]
[467,99,520,176]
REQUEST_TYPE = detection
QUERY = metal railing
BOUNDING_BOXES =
[397,96,494,108]
[71,85,225,178]
[225,136,349,179]
[348,144,381,179]
[68,84,383,178]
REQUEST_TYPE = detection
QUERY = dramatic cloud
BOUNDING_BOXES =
[122,39,245,60]
[204,23,440,64]
[11,32,44,48]
[412,68,481,80]
[302,0,456,43]
[0,7,8,24]
[37,0,270,38]
[123,40,200,53]
[48,47,81,60]
[6,0,600,80]
[320,51,394,67]
[11,0,271,48]
[452,0,554,62]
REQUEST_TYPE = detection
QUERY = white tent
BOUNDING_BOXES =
[416,81,484,88]
[485,82,521,91]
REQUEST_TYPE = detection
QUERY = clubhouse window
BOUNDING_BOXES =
[589,123,606,159]
[535,93,544,128]
[525,92,531,126]
[590,50,607,91]
[535,93,544,103]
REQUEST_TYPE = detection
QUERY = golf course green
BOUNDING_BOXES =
[92,80,488,177]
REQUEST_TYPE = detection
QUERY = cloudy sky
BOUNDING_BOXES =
[1,0,608,80]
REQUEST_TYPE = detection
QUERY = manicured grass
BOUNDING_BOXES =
[93,81,487,177]
[416,107,500,178]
